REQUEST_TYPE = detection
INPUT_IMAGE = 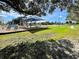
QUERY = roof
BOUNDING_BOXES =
[22,15,46,22]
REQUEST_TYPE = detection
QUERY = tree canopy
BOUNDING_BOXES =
[0,0,79,21]
[0,0,73,15]
[67,0,79,22]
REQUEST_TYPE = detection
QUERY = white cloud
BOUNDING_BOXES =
[29,0,33,1]
[59,16,62,18]
[0,14,7,17]
[0,11,24,18]
[0,10,24,23]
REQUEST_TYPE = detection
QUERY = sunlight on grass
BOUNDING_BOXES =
[0,24,79,48]
[0,25,79,40]
[34,25,79,40]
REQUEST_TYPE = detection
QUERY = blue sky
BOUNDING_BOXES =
[41,7,68,23]
[0,7,68,23]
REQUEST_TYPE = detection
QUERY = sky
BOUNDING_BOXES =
[41,7,68,23]
[0,7,68,23]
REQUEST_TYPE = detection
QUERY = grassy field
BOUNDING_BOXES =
[0,24,79,48]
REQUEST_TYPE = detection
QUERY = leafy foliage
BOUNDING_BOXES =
[67,0,79,22]
[0,0,73,15]
[0,39,78,59]
[0,0,79,21]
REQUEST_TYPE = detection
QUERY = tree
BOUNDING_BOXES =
[0,0,79,22]
[67,0,79,22]
[0,0,73,16]
[0,0,49,16]
[7,17,23,25]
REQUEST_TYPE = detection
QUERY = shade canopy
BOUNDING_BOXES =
[23,15,46,22]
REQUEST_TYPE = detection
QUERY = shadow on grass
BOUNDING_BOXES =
[0,39,78,59]
[28,28,50,33]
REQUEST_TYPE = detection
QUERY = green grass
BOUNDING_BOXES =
[0,24,79,40]
[0,24,79,48]
[0,31,32,40]
[35,24,79,40]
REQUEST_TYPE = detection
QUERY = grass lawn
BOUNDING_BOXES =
[0,24,79,48]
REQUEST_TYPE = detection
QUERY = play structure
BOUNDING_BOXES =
[0,16,48,34]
